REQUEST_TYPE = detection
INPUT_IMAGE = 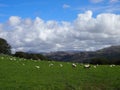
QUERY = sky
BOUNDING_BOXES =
[0,0,120,53]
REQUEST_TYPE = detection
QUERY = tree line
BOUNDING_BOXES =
[0,38,50,61]
[0,38,120,64]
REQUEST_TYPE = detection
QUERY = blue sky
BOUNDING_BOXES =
[0,0,120,52]
[0,0,120,22]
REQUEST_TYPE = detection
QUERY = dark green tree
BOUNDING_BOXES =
[0,38,11,55]
[14,51,49,61]
[14,52,27,58]
[90,57,110,65]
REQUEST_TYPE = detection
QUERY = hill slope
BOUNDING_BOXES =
[0,55,120,89]
[44,45,120,64]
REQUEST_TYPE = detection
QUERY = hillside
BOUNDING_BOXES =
[0,55,120,89]
[44,45,120,64]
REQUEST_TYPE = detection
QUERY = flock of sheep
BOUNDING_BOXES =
[0,56,116,69]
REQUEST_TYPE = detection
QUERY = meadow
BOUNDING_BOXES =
[0,55,120,90]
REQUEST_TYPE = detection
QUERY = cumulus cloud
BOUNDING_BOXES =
[0,11,120,53]
[8,16,21,26]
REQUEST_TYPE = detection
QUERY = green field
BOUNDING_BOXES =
[0,55,120,90]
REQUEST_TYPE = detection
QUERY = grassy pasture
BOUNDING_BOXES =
[0,55,120,90]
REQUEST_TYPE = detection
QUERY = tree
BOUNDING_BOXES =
[0,38,11,55]
[14,52,26,58]
[90,57,110,65]
[14,51,49,60]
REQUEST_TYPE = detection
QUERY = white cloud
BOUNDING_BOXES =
[63,4,70,9]
[0,11,120,53]
[8,16,21,26]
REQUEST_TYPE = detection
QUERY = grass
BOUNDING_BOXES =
[0,55,120,90]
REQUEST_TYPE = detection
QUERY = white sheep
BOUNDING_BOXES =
[72,63,77,68]
[110,65,113,67]
[49,63,53,67]
[13,58,16,61]
[110,64,115,67]
[93,65,96,68]
[1,57,4,59]
[22,63,25,66]
[10,58,13,61]
[60,64,63,67]
[35,66,40,69]
[84,64,90,68]
[112,64,115,66]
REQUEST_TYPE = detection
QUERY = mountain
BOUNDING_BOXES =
[44,45,120,64]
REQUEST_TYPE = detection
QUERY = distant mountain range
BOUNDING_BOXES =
[43,45,120,64]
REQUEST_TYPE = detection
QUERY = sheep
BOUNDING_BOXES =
[112,64,115,66]
[22,63,25,66]
[93,65,97,68]
[72,63,77,68]
[49,63,53,67]
[10,58,13,61]
[110,64,115,67]
[59,64,63,67]
[84,64,91,69]
[1,57,4,59]
[110,65,113,67]
[35,66,40,69]
[13,58,16,61]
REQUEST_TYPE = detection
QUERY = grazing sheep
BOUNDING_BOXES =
[112,64,115,66]
[84,64,90,68]
[93,65,96,68]
[1,57,4,59]
[13,58,16,61]
[49,63,53,67]
[72,63,77,68]
[110,65,113,67]
[22,63,25,66]
[10,58,13,61]
[110,65,115,67]
[35,66,40,69]
[60,64,63,67]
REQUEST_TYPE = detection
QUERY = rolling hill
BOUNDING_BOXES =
[44,45,120,64]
